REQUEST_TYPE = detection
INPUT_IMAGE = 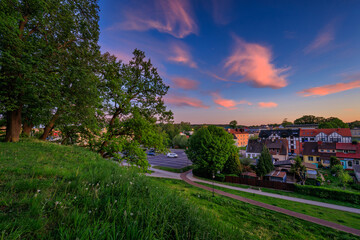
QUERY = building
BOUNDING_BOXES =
[351,128,360,141]
[300,128,352,143]
[228,128,249,147]
[265,138,288,161]
[245,139,263,159]
[259,129,301,155]
[246,138,288,162]
[268,170,287,182]
[302,142,336,168]
[336,142,360,170]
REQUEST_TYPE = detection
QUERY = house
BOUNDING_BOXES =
[228,128,249,147]
[265,138,288,161]
[300,128,352,144]
[245,139,264,159]
[303,142,336,168]
[259,129,301,155]
[336,142,360,170]
[268,170,287,182]
[354,165,360,183]
[351,128,360,141]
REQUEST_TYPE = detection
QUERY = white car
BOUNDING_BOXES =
[167,153,178,158]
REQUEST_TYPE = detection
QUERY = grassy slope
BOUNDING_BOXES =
[195,182,360,230]
[152,165,192,173]
[154,178,359,240]
[0,140,358,239]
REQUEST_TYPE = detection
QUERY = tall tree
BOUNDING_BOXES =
[0,0,100,142]
[229,120,237,129]
[186,125,236,174]
[318,117,349,129]
[290,156,307,184]
[256,146,273,177]
[94,50,172,169]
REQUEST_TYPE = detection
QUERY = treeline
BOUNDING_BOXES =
[0,1,172,169]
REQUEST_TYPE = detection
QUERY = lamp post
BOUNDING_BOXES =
[212,171,215,197]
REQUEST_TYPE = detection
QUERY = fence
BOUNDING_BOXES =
[225,176,295,191]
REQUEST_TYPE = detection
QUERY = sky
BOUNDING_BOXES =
[98,0,360,125]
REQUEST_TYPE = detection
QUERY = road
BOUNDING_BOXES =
[147,149,192,169]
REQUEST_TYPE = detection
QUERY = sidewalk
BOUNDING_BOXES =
[180,171,360,237]
[186,172,360,214]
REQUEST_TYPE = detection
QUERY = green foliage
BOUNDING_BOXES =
[330,156,341,167]
[172,134,188,149]
[0,140,248,239]
[338,171,353,189]
[223,148,242,175]
[331,164,343,175]
[294,115,325,124]
[290,156,307,184]
[186,125,236,173]
[229,120,237,129]
[255,146,273,177]
[349,120,360,129]
[281,118,293,127]
[318,117,349,129]
[294,185,360,204]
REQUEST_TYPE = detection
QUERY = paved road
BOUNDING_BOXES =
[180,171,360,237]
[147,149,192,169]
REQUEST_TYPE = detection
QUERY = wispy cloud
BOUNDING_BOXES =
[210,0,234,25]
[171,77,199,90]
[168,44,197,68]
[165,94,209,109]
[224,36,290,89]
[114,0,197,38]
[298,79,360,97]
[211,93,252,110]
[258,102,278,108]
[304,21,336,54]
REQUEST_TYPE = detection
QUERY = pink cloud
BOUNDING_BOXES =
[168,44,197,68]
[298,79,360,97]
[165,95,209,109]
[171,77,199,90]
[116,0,197,38]
[211,93,252,110]
[258,102,278,108]
[224,37,290,89]
[304,22,336,54]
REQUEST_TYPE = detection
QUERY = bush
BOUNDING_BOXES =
[305,178,317,186]
[294,185,360,204]
[330,165,343,175]
[172,134,188,149]
[215,173,225,182]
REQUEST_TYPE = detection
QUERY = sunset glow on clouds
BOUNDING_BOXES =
[171,77,199,90]
[100,0,360,124]
[298,79,360,97]
[304,21,336,54]
[165,94,209,109]
[118,0,197,38]
[212,93,252,110]
[168,44,197,68]
[258,102,278,108]
[224,37,290,89]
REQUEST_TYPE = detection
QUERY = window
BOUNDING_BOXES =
[308,156,313,161]
[356,160,359,165]
[323,160,330,164]
[310,137,315,141]
[317,157,321,162]
[321,149,324,152]
[348,161,353,167]
[327,150,330,152]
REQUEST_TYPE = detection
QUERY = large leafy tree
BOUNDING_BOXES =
[94,50,172,169]
[318,117,348,129]
[294,115,325,125]
[255,146,273,177]
[186,125,236,173]
[0,0,100,142]
[229,120,237,129]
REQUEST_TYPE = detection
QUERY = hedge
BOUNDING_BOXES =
[294,185,360,204]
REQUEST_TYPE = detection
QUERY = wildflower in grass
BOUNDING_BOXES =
[68,181,71,184]
[106,184,109,187]
[114,200,117,203]
[85,188,88,190]
[130,182,133,185]
[124,210,127,216]
[198,195,200,198]
[89,210,92,214]
[74,196,77,200]
[37,189,41,193]
[130,212,133,216]
[34,194,38,198]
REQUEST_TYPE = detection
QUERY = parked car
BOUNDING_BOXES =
[167,153,178,158]
[147,151,156,156]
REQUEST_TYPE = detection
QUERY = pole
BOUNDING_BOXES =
[212,171,215,197]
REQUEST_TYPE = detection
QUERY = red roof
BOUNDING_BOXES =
[228,129,249,135]
[336,143,358,151]
[336,152,360,159]
[300,128,351,137]
[270,171,286,178]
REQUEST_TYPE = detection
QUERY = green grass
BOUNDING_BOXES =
[195,182,360,230]
[1,139,359,239]
[0,139,243,239]
[193,175,360,209]
[153,178,360,240]
[152,165,193,173]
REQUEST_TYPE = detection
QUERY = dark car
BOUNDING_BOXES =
[147,151,156,156]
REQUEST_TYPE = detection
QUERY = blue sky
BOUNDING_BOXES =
[98,0,360,125]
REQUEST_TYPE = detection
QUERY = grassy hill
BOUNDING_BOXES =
[0,139,359,239]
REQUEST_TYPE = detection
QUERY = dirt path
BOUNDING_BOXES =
[180,170,360,237]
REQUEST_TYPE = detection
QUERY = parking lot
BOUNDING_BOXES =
[147,149,192,169]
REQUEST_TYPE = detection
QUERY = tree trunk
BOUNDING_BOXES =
[22,122,34,137]
[5,107,22,142]
[39,110,61,141]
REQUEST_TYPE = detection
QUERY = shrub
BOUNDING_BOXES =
[330,165,343,175]
[215,173,225,182]
[294,185,360,204]
[330,156,341,167]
